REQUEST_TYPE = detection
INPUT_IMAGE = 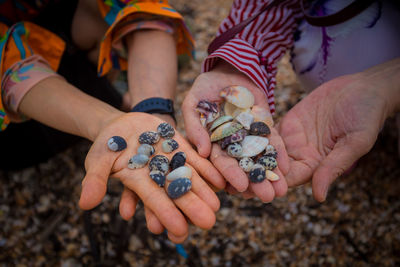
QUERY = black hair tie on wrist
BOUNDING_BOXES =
[130,97,176,123]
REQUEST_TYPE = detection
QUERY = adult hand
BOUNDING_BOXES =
[78,112,226,243]
[182,60,290,202]
[278,58,400,202]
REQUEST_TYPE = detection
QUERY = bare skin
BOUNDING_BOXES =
[182,60,290,202]
[17,0,226,243]
[278,58,400,201]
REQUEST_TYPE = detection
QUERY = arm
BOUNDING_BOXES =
[125,29,177,124]
[278,58,400,202]
[203,0,302,113]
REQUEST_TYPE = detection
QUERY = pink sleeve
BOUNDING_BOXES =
[202,0,302,114]
[1,55,63,122]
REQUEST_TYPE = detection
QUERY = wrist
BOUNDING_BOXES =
[362,58,400,116]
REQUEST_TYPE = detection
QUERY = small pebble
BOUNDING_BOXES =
[257,156,277,170]
[239,157,254,172]
[249,164,266,183]
[264,145,278,158]
[167,178,192,199]
[167,166,192,181]
[137,144,155,157]
[139,131,160,145]
[128,154,149,169]
[170,152,186,170]
[227,143,242,158]
[162,139,179,153]
[149,155,169,174]
[107,136,127,152]
[149,170,166,187]
[249,121,271,136]
[266,170,279,181]
[157,122,175,138]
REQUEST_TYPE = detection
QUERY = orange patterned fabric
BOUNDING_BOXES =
[97,0,194,76]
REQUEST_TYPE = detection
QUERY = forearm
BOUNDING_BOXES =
[19,76,123,141]
[125,30,177,107]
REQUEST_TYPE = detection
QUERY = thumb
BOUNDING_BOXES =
[182,95,212,157]
[312,134,373,202]
[79,150,115,210]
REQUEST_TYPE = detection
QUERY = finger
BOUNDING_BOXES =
[182,94,212,158]
[269,127,290,176]
[241,187,255,199]
[210,144,249,192]
[144,206,164,234]
[117,168,189,238]
[269,167,288,198]
[188,165,221,212]
[167,230,189,244]
[79,146,117,210]
[119,187,139,220]
[225,183,239,195]
[183,146,226,190]
[249,180,275,203]
[312,134,371,202]
[165,177,216,230]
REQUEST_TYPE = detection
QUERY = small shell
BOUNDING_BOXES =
[167,178,192,199]
[240,136,269,157]
[170,152,186,170]
[235,111,254,130]
[139,131,160,145]
[219,129,247,149]
[223,102,237,117]
[257,156,277,170]
[264,145,278,158]
[227,143,243,158]
[162,139,179,153]
[166,166,192,181]
[107,136,127,152]
[239,157,254,172]
[220,85,254,109]
[249,122,271,136]
[210,122,243,142]
[249,164,266,183]
[266,170,279,181]
[251,106,274,127]
[196,100,220,127]
[149,170,166,187]
[157,122,175,138]
[209,115,233,132]
[128,154,149,169]
[137,144,155,157]
[148,155,169,174]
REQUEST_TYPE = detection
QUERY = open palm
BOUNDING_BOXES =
[278,72,391,201]
[182,61,290,201]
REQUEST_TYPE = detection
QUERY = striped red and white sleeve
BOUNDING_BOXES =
[202,0,302,113]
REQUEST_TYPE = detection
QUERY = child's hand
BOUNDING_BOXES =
[78,112,226,243]
[182,60,290,202]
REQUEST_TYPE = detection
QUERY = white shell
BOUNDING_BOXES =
[250,106,274,127]
[240,136,269,157]
[235,111,254,130]
[266,170,279,181]
[220,86,255,109]
[223,102,237,117]
[166,166,192,181]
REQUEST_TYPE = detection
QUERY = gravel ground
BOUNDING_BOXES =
[1,1,400,266]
